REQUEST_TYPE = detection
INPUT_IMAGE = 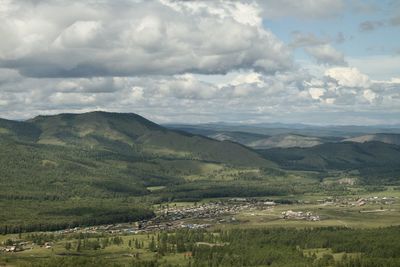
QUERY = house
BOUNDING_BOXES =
[5,246,22,252]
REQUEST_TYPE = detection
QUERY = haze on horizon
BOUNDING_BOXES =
[0,0,399,125]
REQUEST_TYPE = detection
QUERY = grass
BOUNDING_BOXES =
[223,201,400,229]
[303,248,360,261]
[0,232,189,267]
[2,188,400,266]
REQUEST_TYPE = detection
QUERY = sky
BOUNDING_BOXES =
[0,0,399,125]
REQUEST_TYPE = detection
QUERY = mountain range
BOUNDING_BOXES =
[166,124,400,149]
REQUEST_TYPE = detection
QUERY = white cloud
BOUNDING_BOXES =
[0,68,399,124]
[0,0,292,78]
[0,0,399,125]
[230,72,263,87]
[121,86,144,104]
[157,74,219,99]
[363,89,377,103]
[325,67,371,88]
[309,87,325,100]
[49,92,97,105]
[54,20,102,48]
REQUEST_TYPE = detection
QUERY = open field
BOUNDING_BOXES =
[2,189,400,266]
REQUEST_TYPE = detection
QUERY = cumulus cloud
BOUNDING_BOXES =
[0,0,399,125]
[0,0,292,78]
[362,89,377,103]
[0,67,399,124]
[325,67,370,88]
[305,44,347,66]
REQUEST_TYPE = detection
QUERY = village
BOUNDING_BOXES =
[1,195,397,254]
[313,195,397,207]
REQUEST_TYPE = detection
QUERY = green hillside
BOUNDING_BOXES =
[0,111,279,198]
[259,141,400,184]
[0,112,283,232]
[247,133,323,149]
[167,125,339,149]
[0,118,40,142]
[3,111,399,233]
[26,112,274,167]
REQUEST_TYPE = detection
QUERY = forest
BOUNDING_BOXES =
[4,227,400,267]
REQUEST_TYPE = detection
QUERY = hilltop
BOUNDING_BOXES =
[344,133,400,146]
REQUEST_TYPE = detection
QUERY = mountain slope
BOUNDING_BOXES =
[209,131,270,144]
[165,126,328,149]
[344,133,400,146]
[166,123,400,138]
[0,118,41,142]
[260,141,400,170]
[0,111,279,200]
[27,111,275,168]
[248,134,323,149]
[29,112,163,147]
[259,141,400,184]
[0,111,280,206]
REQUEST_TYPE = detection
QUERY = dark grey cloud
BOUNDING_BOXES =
[359,20,385,32]
[304,45,347,66]
[334,32,346,44]
[289,31,347,66]
[390,15,400,26]
[256,0,344,20]
[350,0,381,14]
[289,32,327,48]
[358,1,400,32]
[388,0,400,26]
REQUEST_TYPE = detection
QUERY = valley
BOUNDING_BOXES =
[1,111,400,266]
[2,188,400,266]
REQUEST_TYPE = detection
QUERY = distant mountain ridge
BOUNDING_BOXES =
[166,123,400,138]
[247,134,323,149]
[344,133,400,146]
[166,124,400,149]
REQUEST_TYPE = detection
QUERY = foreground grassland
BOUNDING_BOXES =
[1,188,400,267]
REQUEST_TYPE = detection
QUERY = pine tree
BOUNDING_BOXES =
[76,238,82,252]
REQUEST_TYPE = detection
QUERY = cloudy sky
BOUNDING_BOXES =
[0,0,399,125]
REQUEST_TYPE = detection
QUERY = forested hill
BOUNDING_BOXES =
[1,111,275,168]
[0,112,280,232]
[0,118,41,142]
[259,141,400,184]
[0,111,278,200]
